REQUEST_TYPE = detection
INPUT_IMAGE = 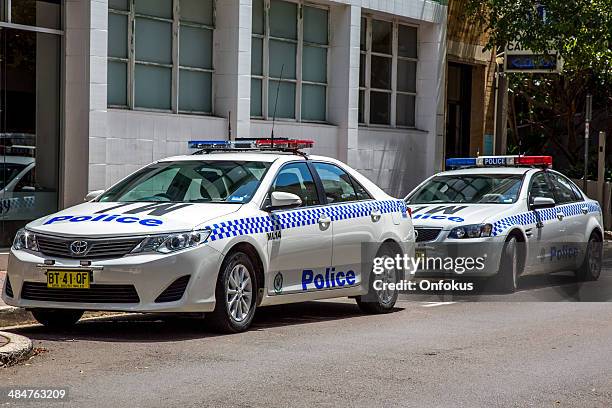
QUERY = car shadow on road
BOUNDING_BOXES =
[402,270,612,302]
[8,301,404,343]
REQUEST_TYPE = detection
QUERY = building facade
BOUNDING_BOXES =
[444,0,496,158]
[0,0,447,247]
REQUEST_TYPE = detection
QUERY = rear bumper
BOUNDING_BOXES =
[1,244,224,313]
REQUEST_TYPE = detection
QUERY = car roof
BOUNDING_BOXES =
[159,152,306,163]
[435,167,535,176]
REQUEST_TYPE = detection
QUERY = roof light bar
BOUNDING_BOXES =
[446,155,552,168]
[188,138,314,151]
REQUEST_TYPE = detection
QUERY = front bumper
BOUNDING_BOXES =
[413,235,507,278]
[1,244,224,313]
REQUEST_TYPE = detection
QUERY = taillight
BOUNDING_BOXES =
[407,207,412,218]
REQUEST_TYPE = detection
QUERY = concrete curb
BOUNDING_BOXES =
[0,331,33,367]
[0,306,34,328]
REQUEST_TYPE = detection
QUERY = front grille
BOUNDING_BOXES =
[36,235,143,259]
[415,228,442,242]
[155,275,191,303]
[4,275,13,298]
[21,282,140,303]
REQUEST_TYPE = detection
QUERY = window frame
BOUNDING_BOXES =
[251,0,330,123]
[311,161,374,205]
[264,160,323,209]
[548,172,584,204]
[108,0,216,115]
[359,15,418,128]
[527,171,556,205]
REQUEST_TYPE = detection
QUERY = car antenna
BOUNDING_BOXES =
[270,64,285,147]
[228,111,232,141]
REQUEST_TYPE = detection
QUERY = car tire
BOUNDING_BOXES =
[575,233,602,281]
[493,235,519,293]
[356,244,400,314]
[30,308,84,329]
[207,251,257,333]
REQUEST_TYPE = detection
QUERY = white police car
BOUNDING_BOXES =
[405,155,604,292]
[2,139,413,332]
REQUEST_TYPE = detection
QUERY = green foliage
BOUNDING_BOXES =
[466,0,612,83]
[465,0,611,176]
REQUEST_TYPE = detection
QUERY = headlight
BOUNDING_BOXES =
[448,224,493,239]
[12,228,39,251]
[131,229,211,254]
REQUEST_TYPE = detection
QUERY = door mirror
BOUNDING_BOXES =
[530,196,556,210]
[267,191,302,211]
[18,186,35,192]
[84,190,104,202]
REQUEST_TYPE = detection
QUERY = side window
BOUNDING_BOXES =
[271,163,319,207]
[15,167,37,192]
[549,173,580,204]
[529,173,555,202]
[351,176,372,200]
[313,162,357,204]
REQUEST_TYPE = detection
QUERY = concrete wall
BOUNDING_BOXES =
[82,0,447,196]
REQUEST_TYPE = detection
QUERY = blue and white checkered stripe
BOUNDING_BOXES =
[491,201,600,236]
[207,199,407,242]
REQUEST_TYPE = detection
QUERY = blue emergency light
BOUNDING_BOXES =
[446,155,552,168]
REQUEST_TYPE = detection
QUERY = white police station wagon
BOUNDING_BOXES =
[2,139,413,332]
[405,155,604,292]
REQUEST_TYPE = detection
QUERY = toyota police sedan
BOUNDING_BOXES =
[2,139,413,332]
[405,155,603,292]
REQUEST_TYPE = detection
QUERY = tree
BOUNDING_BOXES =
[466,0,612,178]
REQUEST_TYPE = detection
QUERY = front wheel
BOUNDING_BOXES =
[30,308,84,329]
[356,244,400,314]
[493,236,519,293]
[207,251,257,333]
[575,233,602,281]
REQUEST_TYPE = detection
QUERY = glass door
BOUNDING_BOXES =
[0,26,61,247]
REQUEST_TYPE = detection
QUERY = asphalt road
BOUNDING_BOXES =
[1,247,611,407]
[1,298,611,407]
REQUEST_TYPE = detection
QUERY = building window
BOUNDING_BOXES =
[359,16,417,127]
[251,0,329,122]
[108,0,214,114]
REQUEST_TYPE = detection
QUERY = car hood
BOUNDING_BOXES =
[26,201,242,237]
[409,203,514,229]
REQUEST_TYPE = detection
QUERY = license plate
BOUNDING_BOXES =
[47,270,90,289]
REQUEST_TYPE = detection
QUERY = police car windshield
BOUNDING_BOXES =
[98,161,270,204]
[408,174,522,204]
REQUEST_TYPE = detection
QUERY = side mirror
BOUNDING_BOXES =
[84,190,105,202]
[19,186,35,192]
[530,196,556,210]
[267,191,302,211]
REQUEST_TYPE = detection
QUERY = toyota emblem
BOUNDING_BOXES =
[70,240,89,255]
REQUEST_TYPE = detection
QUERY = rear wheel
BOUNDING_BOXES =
[356,244,400,314]
[575,233,602,281]
[207,251,257,333]
[493,236,519,293]
[30,309,84,329]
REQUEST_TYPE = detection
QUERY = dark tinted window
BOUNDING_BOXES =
[529,173,555,202]
[271,162,319,207]
[98,161,270,203]
[549,173,580,204]
[409,174,522,204]
[313,162,357,203]
[351,177,372,200]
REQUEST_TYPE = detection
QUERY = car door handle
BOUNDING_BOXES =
[371,209,382,222]
[556,212,564,221]
[318,216,331,229]
[581,206,589,214]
